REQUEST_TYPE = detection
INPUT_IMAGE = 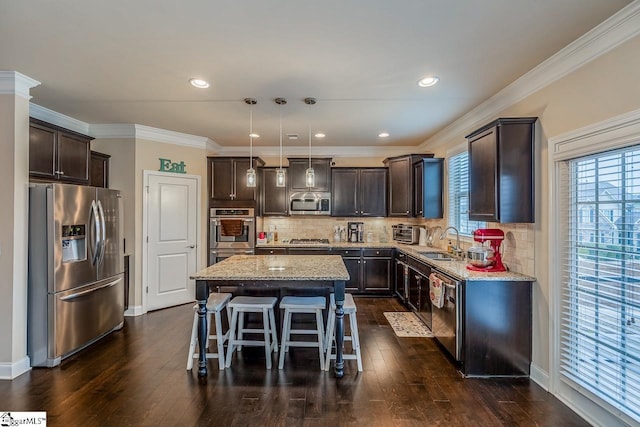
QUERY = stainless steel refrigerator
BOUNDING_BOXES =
[28,183,124,367]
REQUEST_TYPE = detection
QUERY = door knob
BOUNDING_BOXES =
[187,245,196,249]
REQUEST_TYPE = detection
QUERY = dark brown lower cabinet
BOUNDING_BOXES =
[332,248,392,294]
[462,280,532,377]
[362,249,392,293]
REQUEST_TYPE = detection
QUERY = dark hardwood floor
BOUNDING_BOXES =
[1,297,588,426]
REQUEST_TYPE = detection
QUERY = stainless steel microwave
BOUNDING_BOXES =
[289,192,331,215]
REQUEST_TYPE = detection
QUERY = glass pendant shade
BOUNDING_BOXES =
[305,167,315,188]
[246,167,256,187]
[245,98,258,188]
[276,168,286,187]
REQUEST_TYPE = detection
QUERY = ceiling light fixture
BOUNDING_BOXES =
[244,98,257,188]
[304,97,317,188]
[418,76,439,87]
[378,132,390,138]
[275,98,287,188]
[314,133,325,139]
[189,78,210,89]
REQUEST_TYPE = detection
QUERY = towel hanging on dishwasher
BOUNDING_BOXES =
[429,273,445,309]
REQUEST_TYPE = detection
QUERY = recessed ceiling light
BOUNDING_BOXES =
[418,76,439,87]
[249,133,260,138]
[189,78,210,89]
[378,132,390,138]
[314,133,325,139]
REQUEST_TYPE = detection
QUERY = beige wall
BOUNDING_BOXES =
[423,34,640,379]
[92,137,208,311]
[134,139,208,308]
[0,93,30,367]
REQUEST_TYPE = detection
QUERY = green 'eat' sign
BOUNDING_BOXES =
[159,158,187,174]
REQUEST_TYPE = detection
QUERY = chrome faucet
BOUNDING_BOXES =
[439,226,462,258]
[427,226,442,247]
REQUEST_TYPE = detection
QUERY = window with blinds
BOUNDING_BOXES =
[559,144,640,423]
[448,151,484,235]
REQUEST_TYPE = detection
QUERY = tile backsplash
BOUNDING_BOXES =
[257,216,535,277]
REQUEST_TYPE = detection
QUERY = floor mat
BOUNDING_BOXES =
[383,312,433,337]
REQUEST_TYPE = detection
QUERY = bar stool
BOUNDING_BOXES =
[324,293,363,372]
[225,296,279,369]
[278,296,326,370]
[186,292,232,371]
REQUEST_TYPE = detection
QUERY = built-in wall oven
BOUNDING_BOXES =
[429,269,462,361]
[209,208,255,265]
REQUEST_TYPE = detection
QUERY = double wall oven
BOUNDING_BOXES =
[209,208,255,265]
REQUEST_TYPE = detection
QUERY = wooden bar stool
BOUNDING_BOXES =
[225,296,279,369]
[278,296,327,370]
[324,293,363,372]
[186,292,232,371]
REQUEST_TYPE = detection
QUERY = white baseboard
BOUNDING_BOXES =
[0,356,31,380]
[124,305,144,317]
[530,363,550,391]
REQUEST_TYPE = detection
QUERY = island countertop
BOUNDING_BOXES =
[191,255,350,281]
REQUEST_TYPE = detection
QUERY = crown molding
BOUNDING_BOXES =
[91,123,222,151]
[220,145,419,158]
[0,71,40,100]
[30,103,90,135]
[420,0,640,151]
[133,124,220,150]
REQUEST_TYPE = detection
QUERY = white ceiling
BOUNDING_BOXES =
[0,0,631,148]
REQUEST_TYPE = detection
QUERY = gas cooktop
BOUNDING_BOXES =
[289,238,330,245]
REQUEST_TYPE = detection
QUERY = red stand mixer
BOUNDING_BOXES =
[466,228,506,272]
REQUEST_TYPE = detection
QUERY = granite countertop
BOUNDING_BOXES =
[256,241,535,282]
[191,255,350,281]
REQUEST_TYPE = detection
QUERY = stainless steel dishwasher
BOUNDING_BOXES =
[429,269,462,361]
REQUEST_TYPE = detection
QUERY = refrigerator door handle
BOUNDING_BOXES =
[89,200,101,265]
[59,278,123,301]
[96,200,107,265]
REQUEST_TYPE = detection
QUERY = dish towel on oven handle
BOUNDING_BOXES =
[220,219,244,237]
[429,273,445,309]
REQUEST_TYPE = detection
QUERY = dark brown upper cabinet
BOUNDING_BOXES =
[208,156,264,207]
[466,117,537,223]
[413,158,444,218]
[332,168,387,217]
[384,154,434,217]
[260,167,289,216]
[29,118,92,184]
[90,151,110,188]
[287,158,332,192]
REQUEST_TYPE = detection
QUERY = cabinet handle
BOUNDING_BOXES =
[376,251,380,255]
[357,260,360,264]
[55,170,65,175]
[406,210,410,214]
[363,261,367,264]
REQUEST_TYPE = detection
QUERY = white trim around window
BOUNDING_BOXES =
[549,107,640,427]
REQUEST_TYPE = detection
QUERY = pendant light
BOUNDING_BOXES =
[304,97,316,188]
[275,97,287,187]
[245,98,257,188]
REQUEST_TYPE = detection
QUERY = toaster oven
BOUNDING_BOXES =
[392,224,419,244]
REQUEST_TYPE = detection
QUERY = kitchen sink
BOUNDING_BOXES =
[418,251,455,261]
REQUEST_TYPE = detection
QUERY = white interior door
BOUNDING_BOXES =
[146,173,199,311]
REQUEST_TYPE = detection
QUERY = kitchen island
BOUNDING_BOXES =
[191,255,350,378]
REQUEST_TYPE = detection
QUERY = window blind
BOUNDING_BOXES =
[559,144,640,423]
[448,152,484,235]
